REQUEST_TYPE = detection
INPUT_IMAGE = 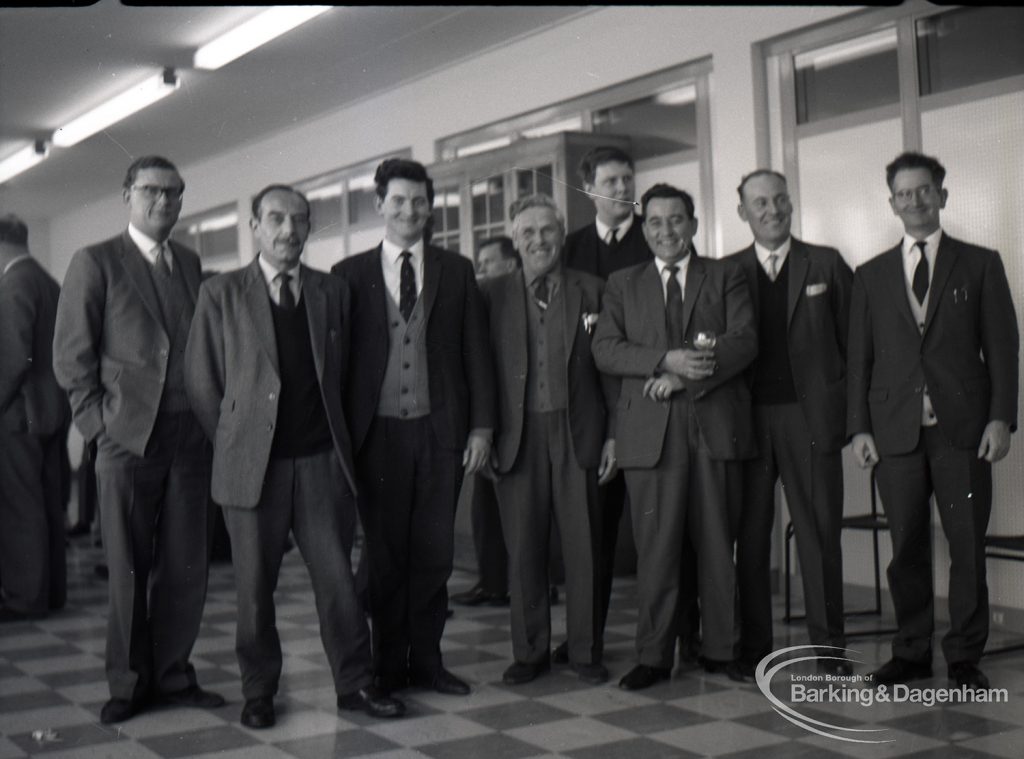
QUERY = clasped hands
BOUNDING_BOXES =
[644,348,717,402]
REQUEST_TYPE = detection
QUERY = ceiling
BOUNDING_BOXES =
[0,3,590,220]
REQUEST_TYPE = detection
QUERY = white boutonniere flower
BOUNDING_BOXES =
[582,312,599,334]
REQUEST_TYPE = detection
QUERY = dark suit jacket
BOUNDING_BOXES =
[184,260,358,508]
[592,255,758,467]
[0,257,70,436]
[848,233,1019,455]
[482,266,617,472]
[564,216,652,280]
[53,231,202,456]
[331,244,495,453]
[726,238,853,453]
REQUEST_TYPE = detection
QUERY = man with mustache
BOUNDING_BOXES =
[185,184,405,728]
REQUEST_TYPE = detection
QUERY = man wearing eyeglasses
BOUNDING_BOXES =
[54,156,223,724]
[849,151,1018,691]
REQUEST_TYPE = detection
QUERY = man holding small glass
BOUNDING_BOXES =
[592,183,757,689]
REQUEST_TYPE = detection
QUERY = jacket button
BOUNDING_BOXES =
[269,392,276,401]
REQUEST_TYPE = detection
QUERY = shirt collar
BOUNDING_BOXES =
[127,223,166,266]
[754,237,791,271]
[257,253,300,289]
[654,252,690,278]
[902,228,943,259]
[595,213,634,243]
[2,254,30,276]
[524,265,563,292]
[382,237,424,264]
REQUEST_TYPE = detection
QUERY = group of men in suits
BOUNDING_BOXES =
[16,142,1012,734]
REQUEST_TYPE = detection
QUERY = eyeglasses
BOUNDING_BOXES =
[132,184,184,201]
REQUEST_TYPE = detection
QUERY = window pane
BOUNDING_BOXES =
[488,178,504,222]
[917,7,1024,96]
[592,86,697,160]
[347,185,378,227]
[794,29,899,124]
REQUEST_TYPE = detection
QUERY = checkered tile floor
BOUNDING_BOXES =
[3,537,1024,758]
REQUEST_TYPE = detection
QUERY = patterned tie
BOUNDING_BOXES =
[399,251,416,322]
[155,244,172,278]
[534,275,550,311]
[277,272,295,311]
[665,265,684,349]
[912,240,929,305]
[767,253,778,282]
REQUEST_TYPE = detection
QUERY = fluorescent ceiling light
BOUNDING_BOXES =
[795,28,897,70]
[457,136,512,158]
[0,141,50,185]
[194,6,332,70]
[521,116,583,139]
[53,69,180,148]
[655,84,697,106]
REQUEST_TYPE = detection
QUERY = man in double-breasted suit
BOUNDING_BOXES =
[0,214,70,621]
[186,185,404,729]
[332,158,495,696]
[483,195,617,686]
[593,183,758,690]
[725,170,853,677]
[849,152,1018,690]
[53,156,222,724]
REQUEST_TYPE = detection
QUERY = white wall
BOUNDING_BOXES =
[44,5,856,278]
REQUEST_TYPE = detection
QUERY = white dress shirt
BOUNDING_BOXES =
[128,223,173,273]
[754,237,791,280]
[654,253,690,302]
[901,227,943,426]
[595,213,634,245]
[381,238,424,305]
[257,254,301,307]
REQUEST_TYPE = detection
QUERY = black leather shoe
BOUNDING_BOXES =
[338,685,406,718]
[571,662,609,685]
[818,659,854,677]
[701,658,748,683]
[948,662,990,690]
[503,660,550,685]
[551,640,570,664]
[160,684,226,709]
[450,585,510,607]
[412,668,471,695]
[100,697,142,724]
[240,697,275,729]
[870,657,932,685]
[619,664,671,690]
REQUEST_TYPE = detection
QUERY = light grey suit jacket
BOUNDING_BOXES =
[184,259,358,508]
[53,230,202,456]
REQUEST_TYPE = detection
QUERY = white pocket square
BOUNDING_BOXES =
[806,282,828,297]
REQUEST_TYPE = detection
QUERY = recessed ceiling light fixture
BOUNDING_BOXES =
[0,140,50,185]
[193,6,332,71]
[52,68,180,148]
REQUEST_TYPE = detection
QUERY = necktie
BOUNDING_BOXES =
[155,244,172,277]
[607,228,619,246]
[399,251,416,322]
[277,272,295,311]
[665,265,684,349]
[767,253,778,282]
[912,240,928,305]
[534,275,549,311]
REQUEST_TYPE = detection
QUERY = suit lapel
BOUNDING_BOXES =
[639,262,668,348]
[923,234,958,335]
[301,266,326,380]
[243,259,279,374]
[738,246,760,318]
[681,254,705,339]
[882,244,919,332]
[787,240,809,328]
[118,231,166,331]
[563,269,583,362]
[170,240,200,306]
[421,245,442,324]
[364,245,389,341]
[509,273,529,375]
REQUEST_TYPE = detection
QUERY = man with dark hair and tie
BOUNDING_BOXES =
[451,235,520,609]
[593,184,757,689]
[53,156,223,724]
[482,195,617,686]
[849,151,1018,690]
[186,184,404,729]
[332,158,495,696]
[0,214,70,622]
[725,170,853,677]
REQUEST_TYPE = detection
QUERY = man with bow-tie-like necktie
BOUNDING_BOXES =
[848,151,1019,692]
